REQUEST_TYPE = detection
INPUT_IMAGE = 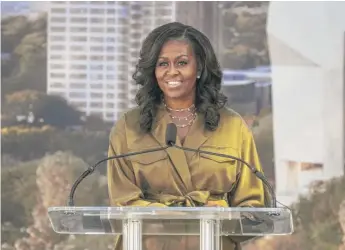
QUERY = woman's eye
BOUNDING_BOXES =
[178,61,188,66]
[157,62,168,67]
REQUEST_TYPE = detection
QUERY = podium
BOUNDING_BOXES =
[48,206,293,250]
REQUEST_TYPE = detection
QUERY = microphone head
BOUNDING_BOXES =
[165,123,177,146]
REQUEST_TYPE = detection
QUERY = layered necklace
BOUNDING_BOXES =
[164,102,197,128]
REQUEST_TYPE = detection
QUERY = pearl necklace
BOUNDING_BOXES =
[164,102,197,128]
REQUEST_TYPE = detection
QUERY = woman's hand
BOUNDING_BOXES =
[204,200,228,207]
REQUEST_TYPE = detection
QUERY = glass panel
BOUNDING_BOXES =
[48,207,293,236]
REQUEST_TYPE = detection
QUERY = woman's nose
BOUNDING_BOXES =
[166,65,179,76]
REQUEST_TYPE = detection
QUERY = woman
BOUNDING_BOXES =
[107,22,268,250]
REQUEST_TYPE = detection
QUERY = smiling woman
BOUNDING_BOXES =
[107,22,269,250]
[155,40,198,104]
[155,39,199,140]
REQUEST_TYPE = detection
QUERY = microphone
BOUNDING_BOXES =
[165,123,277,208]
[68,143,169,206]
[166,122,178,146]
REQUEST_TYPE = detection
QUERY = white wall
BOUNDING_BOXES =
[267,2,345,205]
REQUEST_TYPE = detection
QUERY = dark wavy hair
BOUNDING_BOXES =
[133,22,227,133]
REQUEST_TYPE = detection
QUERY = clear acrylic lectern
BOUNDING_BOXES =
[48,206,293,250]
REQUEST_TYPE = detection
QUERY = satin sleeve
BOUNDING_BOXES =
[228,122,268,207]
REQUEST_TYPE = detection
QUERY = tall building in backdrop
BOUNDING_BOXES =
[126,1,177,109]
[47,1,130,122]
[47,1,221,121]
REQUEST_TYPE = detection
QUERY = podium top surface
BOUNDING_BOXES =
[48,206,293,236]
[48,206,290,219]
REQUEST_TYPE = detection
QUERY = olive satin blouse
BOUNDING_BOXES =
[107,104,267,250]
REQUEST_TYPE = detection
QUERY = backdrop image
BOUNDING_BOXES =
[1,1,344,250]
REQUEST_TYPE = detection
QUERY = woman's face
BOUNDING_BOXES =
[155,39,198,105]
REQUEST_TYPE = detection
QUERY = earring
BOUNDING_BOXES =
[196,74,200,79]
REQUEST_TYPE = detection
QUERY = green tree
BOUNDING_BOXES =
[1,160,40,243]
[2,90,82,128]
[1,125,109,172]
[2,152,108,247]
[221,2,270,69]
[1,15,30,54]
[14,31,46,73]
[243,175,345,250]
[1,14,47,97]
[83,114,113,131]
[339,200,345,250]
